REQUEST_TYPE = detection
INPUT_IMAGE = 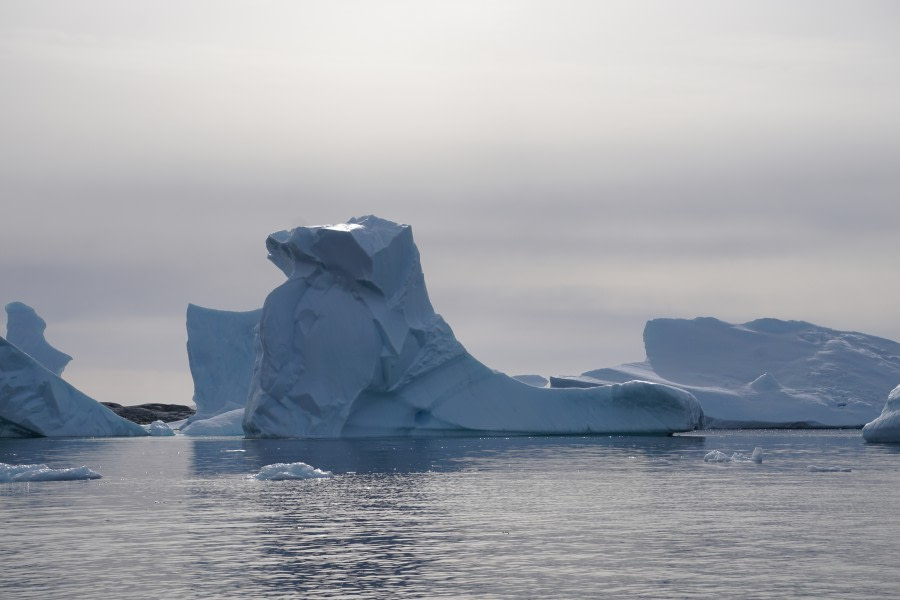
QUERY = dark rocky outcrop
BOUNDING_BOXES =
[102,403,195,425]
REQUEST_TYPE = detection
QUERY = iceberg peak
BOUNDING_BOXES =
[5,302,72,376]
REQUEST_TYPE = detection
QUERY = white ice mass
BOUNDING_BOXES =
[249,462,334,480]
[5,302,72,376]
[0,336,148,437]
[862,384,900,443]
[703,448,764,463]
[181,408,245,436]
[148,420,176,436]
[553,317,900,428]
[242,216,704,438]
[0,462,102,482]
[185,304,262,425]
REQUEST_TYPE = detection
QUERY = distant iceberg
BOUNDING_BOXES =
[243,216,704,438]
[0,335,147,438]
[554,317,900,428]
[5,302,72,376]
[862,384,900,443]
[185,304,261,425]
[148,420,176,436]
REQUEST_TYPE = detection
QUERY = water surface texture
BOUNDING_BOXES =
[2,431,899,598]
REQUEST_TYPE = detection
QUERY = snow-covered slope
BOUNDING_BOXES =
[243,216,704,438]
[5,302,72,376]
[556,317,900,428]
[0,336,148,437]
[185,304,261,424]
[863,384,900,442]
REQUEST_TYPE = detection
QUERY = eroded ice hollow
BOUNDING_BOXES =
[242,216,704,438]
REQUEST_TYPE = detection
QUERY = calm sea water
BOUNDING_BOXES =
[2,430,899,599]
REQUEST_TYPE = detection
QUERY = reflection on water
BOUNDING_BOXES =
[2,431,900,598]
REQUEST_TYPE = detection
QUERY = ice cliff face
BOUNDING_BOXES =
[863,384,900,443]
[5,302,72,376]
[556,317,900,428]
[243,216,704,438]
[185,304,262,423]
[0,336,148,437]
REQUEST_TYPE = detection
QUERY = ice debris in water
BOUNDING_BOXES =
[807,465,852,472]
[704,447,764,464]
[148,420,176,436]
[0,462,102,482]
[249,462,334,480]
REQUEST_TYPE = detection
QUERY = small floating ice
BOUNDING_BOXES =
[249,462,334,480]
[0,462,102,482]
[807,465,852,472]
[704,447,764,464]
[148,420,176,436]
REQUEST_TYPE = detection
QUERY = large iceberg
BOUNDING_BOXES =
[862,384,900,443]
[185,304,261,424]
[0,336,147,437]
[243,216,704,438]
[5,302,72,376]
[553,317,900,428]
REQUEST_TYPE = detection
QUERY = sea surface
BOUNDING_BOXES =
[2,430,899,599]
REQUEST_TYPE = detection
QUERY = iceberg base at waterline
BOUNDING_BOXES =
[863,385,900,443]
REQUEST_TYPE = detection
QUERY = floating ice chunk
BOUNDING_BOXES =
[4,302,72,376]
[244,216,704,438]
[862,384,900,443]
[148,420,176,436]
[704,447,763,463]
[807,465,852,472]
[249,462,334,480]
[0,462,102,482]
[181,408,245,436]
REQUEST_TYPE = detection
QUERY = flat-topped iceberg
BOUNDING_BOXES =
[243,216,704,438]
[0,336,148,437]
[862,384,900,443]
[5,302,72,376]
[554,317,900,428]
[185,304,261,427]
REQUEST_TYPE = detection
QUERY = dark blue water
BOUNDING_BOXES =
[2,430,899,598]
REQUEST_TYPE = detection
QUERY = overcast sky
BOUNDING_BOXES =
[2,1,899,406]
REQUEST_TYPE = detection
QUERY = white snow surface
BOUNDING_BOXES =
[513,374,549,388]
[0,462,102,482]
[554,317,900,428]
[185,304,262,423]
[148,420,176,436]
[0,336,148,437]
[250,462,334,480]
[181,408,245,436]
[243,216,704,438]
[5,302,72,376]
[862,384,900,443]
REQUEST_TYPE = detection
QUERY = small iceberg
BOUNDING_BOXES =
[807,465,852,472]
[148,420,176,436]
[0,462,102,482]
[249,462,334,480]
[704,447,764,464]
